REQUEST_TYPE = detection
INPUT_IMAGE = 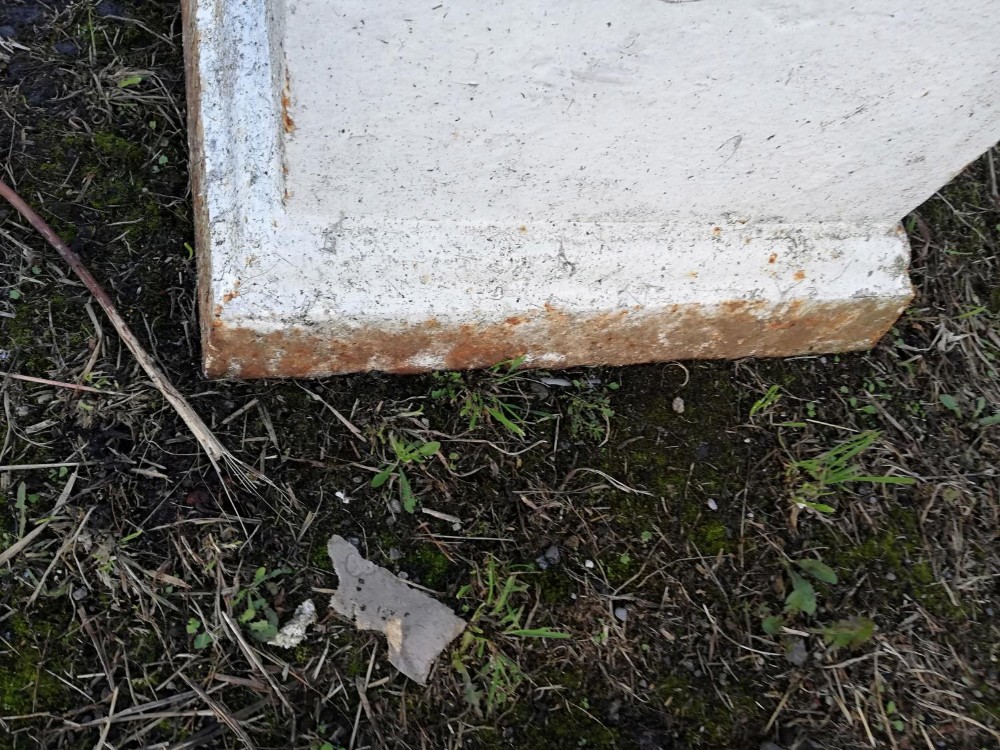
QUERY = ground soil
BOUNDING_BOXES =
[1,2,999,749]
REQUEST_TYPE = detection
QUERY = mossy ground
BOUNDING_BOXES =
[1,1,999,748]
[0,612,73,717]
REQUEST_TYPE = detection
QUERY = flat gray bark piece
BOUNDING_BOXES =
[327,535,466,685]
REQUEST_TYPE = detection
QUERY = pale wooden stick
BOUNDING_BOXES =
[0,178,230,470]
[0,462,93,471]
[3,372,112,395]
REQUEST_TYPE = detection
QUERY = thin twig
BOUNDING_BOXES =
[0,179,233,472]
[559,467,652,495]
[298,384,367,442]
[219,612,292,711]
[917,700,1000,741]
[76,604,115,687]
[27,505,95,606]
[179,673,257,749]
[0,462,95,472]
[3,372,114,395]
[349,646,379,750]
[93,686,118,750]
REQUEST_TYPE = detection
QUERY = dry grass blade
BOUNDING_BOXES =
[2,372,115,395]
[179,674,257,749]
[917,700,1000,742]
[219,612,293,712]
[0,470,77,566]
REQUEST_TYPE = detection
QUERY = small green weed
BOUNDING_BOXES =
[938,393,1000,426]
[883,700,906,733]
[452,557,568,716]
[14,482,39,537]
[431,356,528,437]
[232,566,292,642]
[939,393,962,416]
[787,430,915,513]
[821,617,876,651]
[749,384,782,418]
[371,434,441,513]
[561,378,618,442]
[763,557,837,626]
[761,557,875,653]
[117,74,144,87]
[186,618,214,650]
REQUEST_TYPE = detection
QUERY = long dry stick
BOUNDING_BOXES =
[0,179,239,476]
[3,371,113,395]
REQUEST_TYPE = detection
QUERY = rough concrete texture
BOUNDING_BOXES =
[182,0,1000,377]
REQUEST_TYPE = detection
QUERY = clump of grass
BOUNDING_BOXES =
[430,356,529,437]
[787,430,915,513]
[451,556,568,717]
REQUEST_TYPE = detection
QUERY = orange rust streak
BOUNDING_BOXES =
[281,73,296,134]
[204,297,909,379]
[221,279,241,304]
[281,95,296,133]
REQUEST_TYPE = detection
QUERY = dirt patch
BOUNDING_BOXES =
[1,2,998,749]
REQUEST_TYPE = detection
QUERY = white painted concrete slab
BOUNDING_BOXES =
[182,0,1000,377]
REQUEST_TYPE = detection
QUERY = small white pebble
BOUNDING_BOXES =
[614,607,628,622]
[707,498,718,511]
[335,491,351,504]
[584,560,595,569]
[672,397,685,414]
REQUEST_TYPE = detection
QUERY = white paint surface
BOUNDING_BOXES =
[186,0,1000,375]
[282,1,999,224]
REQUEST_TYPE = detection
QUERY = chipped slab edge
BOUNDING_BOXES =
[205,292,912,379]
[179,0,213,370]
[182,0,915,379]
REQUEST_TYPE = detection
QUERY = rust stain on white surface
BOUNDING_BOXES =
[182,0,999,377]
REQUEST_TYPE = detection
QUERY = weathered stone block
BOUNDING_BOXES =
[182,0,1000,377]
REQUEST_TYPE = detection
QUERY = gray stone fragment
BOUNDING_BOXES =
[271,599,317,649]
[327,535,465,684]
